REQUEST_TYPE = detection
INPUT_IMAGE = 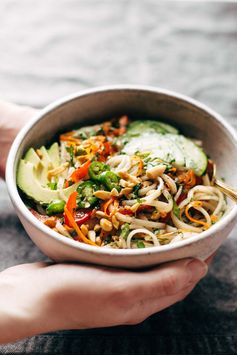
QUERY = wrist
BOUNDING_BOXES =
[0,265,58,344]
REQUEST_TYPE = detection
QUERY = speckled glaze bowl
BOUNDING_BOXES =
[6,86,237,268]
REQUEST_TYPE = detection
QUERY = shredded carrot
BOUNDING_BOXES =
[103,198,115,216]
[64,191,78,226]
[185,201,209,229]
[211,215,218,223]
[102,122,111,134]
[133,157,143,177]
[118,207,134,216]
[64,180,69,188]
[169,167,177,173]
[178,169,196,189]
[119,115,128,127]
[113,127,126,136]
[103,198,119,217]
[60,134,81,144]
[97,141,115,162]
[64,206,97,246]
[160,211,167,219]
[112,115,129,136]
[103,141,114,156]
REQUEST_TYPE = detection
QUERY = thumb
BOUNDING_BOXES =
[138,258,208,298]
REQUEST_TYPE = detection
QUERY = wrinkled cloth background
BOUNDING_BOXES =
[0,1,237,354]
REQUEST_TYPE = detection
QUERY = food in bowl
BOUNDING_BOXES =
[17,116,226,249]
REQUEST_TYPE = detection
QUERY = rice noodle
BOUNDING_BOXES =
[126,228,160,248]
[171,211,202,232]
[31,119,227,250]
[170,231,198,244]
[174,185,183,202]
[186,203,212,227]
[116,212,165,229]
[55,221,72,238]
[202,174,211,186]
[161,173,177,194]
[124,177,164,206]
[139,182,157,196]
[107,155,131,173]
[149,189,173,213]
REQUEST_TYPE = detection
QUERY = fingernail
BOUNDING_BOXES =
[188,259,208,282]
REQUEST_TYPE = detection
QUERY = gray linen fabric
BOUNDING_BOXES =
[0,1,237,354]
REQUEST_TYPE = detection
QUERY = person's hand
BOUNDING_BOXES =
[0,100,39,178]
[0,100,211,345]
[0,258,208,344]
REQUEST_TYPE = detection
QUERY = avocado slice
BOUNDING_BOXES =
[17,160,79,204]
[48,143,60,168]
[24,144,61,187]
[24,148,41,169]
[24,147,49,186]
[39,146,53,169]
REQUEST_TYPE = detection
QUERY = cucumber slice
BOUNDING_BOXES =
[122,133,185,166]
[126,120,178,136]
[168,135,208,176]
[157,122,179,135]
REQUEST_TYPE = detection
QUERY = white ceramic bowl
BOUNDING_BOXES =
[6,85,237,268]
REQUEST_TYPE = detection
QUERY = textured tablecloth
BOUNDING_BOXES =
[0,1,237,354]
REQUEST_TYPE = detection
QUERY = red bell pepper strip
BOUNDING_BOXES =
[74,210,92,226]
[64,206,96,246]
[68,160,91,184]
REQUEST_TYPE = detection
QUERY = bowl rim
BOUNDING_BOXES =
[6,84,237,257]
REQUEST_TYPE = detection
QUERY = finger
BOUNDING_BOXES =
[131,258,208,299]
[125,282,197,325]
[150,281,197,313]
[205,252,217,266]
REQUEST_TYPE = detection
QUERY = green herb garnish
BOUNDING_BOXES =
[120,223,130,240]
[66,145,74,165]
[137,240,145,248]
[47,182,58,190]
[173,200,180,218]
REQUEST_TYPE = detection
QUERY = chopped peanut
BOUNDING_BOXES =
[96,236,102,246]
[119,187,133,196]
[47,162,69,180]
[88,230,96,243]
[119,172,141,184]
[112,215,120,229]
[95,211,107,218]
[110,188,120,197]
[80,224,88,236]
[146,164,166,179]
[130,203,140,213]
[94,190,111,200]
[36,149,43,159]
[44,218,57,228]
[151,210,160,220]
[100,218,113,232]
[94,224,101,232]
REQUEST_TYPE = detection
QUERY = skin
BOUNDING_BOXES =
[0,101,212,344]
